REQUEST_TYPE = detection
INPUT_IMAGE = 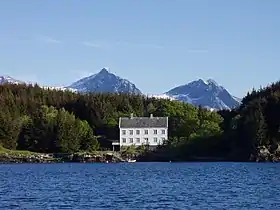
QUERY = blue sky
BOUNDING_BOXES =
[0,0,279,97]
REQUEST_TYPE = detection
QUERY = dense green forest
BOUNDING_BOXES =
[0,82,280,161]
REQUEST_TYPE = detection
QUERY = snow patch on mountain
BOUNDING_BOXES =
[150,93,175,100]
[0,75,77,93]
[0,76,24,85]
[41,86,78,92]
[233,96,242,103]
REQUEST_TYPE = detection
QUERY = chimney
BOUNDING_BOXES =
[130,113,134,119]
[150,113,153,118]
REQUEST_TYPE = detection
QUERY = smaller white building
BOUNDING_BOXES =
[117,113,168,149]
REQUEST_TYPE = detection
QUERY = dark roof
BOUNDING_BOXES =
[119,117,168,128]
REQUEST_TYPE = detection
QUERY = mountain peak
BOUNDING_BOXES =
[191,78,219,86]
[99,67,110,74]
[206,78,219,86]
[66,68,142,95]
[165,78,240,110]
[197,79,208,84]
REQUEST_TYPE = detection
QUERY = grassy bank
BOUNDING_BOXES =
[0,146,130,163]
[0,145,37,156]
[0,146,59,163]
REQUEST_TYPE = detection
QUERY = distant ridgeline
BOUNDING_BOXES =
[0,82,279,162]
[0,69,241,110]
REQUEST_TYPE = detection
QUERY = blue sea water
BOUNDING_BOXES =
[0,162,280,210]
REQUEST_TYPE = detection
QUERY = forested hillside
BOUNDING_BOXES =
[0,84,222,154]
[0,82,280,161]
[218,82,280,161]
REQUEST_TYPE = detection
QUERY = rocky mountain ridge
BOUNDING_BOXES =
[0,68,241,110]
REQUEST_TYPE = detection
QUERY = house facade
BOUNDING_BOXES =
[117,113,168,149]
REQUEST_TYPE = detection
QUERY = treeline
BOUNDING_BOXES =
[0,82,280,161]
[0,84,223,154]
[163,81,280,161]
[217,83,280,161]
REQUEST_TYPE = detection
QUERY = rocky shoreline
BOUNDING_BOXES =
[253,145,280,162]
[0,152,129,164]
[1,147,279,164]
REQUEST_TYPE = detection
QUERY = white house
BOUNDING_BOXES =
[112,113,168,150]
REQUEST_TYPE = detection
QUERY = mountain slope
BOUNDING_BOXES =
[0,76,23,85]
[1,73,240,110]
[67,68,142,94]
[164,79,240,110]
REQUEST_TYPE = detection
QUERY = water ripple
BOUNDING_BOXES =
[0,162,280,209]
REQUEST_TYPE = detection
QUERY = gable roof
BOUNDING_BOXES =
[119,116,168,128]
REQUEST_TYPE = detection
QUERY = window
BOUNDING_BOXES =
[154,137,157,143]
[161,129,165,134]
[122,138,126,143]
[161,137,166,142]
[129,138,133,143]
[144,138,148,142]
[136,130,140,135]
[129,130,133,135]
[144,130,148,135]
[136,138,140,143]
[153,130,157,134]
[122,130,126,135]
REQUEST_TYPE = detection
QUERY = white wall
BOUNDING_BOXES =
[119,127,168,147]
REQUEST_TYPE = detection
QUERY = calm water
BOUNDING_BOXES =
[0,162,280,210]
